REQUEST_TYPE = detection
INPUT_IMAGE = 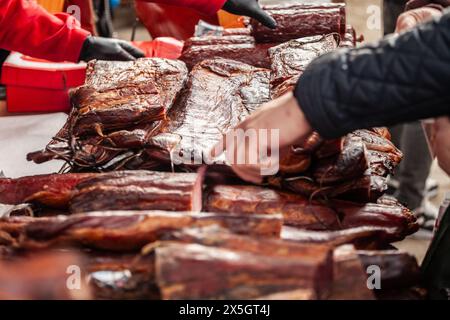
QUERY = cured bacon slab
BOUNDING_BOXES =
[269,34,338,98]
[145,58,270,167]
[69,170,205,213]
[204,185,418,242]
[28,59,188,171]
[161,225,332,258]
[79,58,188,119]
[0,173,96,208]
[0,211,282,251]
[155,241,332,300]
[0,170,205,213]
[204,184,336,228]
[180,35,274,69]
[251,3,346,43]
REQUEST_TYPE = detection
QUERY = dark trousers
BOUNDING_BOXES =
[422,207,450,299]
[384,1,432,210]
[390,123,434,210]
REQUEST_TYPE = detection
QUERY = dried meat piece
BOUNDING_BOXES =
[312,136,368,185]
[281,226,389,248]
[28,58,188,170]
[312,129,402,177]
[251,3,346,43]
[180,35,273,69]
[269,34,338,98]
[204,185,418,242]
[70,170,205,213]
[161,225,332,260]
[0,173,96,208]
[155,242,332,300]
[146,58,270,167]
[83,59,188,109]
[71,59,188,136]
[269,173,388,203]
[0,211,282,251]
[71,83,164,136]
[204,184,337,229]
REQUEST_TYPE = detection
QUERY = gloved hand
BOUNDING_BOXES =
[79,36,145,62]
[222,0,277,29]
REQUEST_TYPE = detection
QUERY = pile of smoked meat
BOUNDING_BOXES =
[0,3,424,300]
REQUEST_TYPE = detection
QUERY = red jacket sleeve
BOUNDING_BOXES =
[140,0,227,16]
[0,0,90,62]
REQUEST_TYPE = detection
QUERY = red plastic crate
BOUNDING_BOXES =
[132,37,184,59]
[0,53,86,113]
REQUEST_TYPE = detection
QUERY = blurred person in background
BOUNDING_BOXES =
[64,0,98,35]
[214,1,450,298]
[384,0,442,229]
[0,0,143,62]
[0,0,275,63]
[135,0,277,40]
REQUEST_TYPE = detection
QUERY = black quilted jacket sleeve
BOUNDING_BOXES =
[294,9,450,139]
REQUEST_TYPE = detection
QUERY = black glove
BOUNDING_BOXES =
[223,0,277,29]
[78,36,145,62]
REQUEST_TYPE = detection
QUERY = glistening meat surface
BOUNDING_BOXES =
[204,185,418,242]
[269,34,338,98]
[251,3,346,43]
[181,34,274,69]
[27,58,188,171]
[70,170,205,213]
[0,173,96,208]
[146,58,271,167]
[0,211,282,251]
[155,241,332,300]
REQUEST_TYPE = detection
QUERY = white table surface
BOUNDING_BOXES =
[0,100,66,178]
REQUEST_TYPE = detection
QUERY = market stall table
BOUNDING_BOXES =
[0,99,65,178]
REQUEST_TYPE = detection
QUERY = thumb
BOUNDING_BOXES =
[119,42,145,59]
[249,5,277,29]
[114,47,137,61]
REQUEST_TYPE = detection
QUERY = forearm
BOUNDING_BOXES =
[138,0,226,16]
[0,0,89,62]
[295,9,450,139]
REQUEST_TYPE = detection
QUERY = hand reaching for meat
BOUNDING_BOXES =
[223,0,277,29]
[211,92,312,184]
[395,6,442,32]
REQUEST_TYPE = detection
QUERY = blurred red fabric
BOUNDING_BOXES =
[135,2,219,40]
[64,0,98,35]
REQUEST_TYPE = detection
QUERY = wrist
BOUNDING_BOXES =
[284,93,313,142]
